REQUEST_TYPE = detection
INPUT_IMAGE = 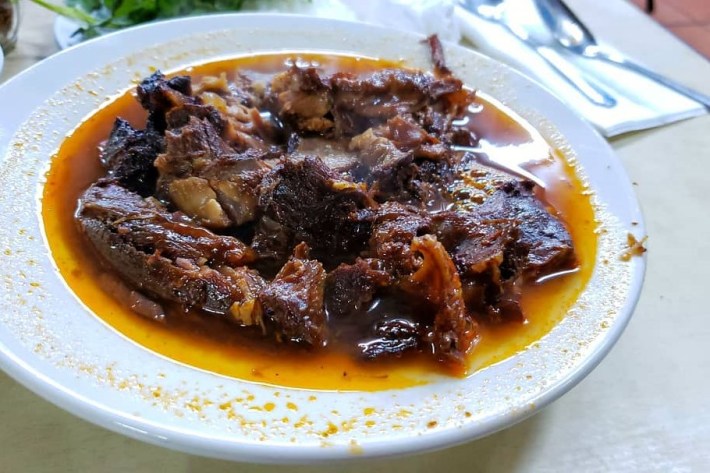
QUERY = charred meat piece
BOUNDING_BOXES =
[138,71,239,142]
[325,258,392,319]
[137,71,196,132]
[137,72,192,110]
[258,155,377,258]
[258,243,328,346]
[77,181,257,315]
[100,118,164,196]
[401,235,477,363]
[477,181,576,279]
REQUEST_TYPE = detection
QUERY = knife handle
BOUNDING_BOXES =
[597,51,710,109]
[535,45,617,108]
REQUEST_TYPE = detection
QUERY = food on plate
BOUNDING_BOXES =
[43,37,596,386]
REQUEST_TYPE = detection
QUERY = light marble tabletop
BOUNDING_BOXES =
[2,1,709,471]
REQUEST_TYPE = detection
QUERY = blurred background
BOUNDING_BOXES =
[629,0,710,58]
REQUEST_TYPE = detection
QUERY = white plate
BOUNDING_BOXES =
[0,13,645,463]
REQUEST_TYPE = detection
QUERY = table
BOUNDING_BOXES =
[2,1,709,471]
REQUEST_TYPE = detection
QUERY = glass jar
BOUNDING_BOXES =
[0,0,19,53]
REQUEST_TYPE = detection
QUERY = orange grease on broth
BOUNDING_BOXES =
[42,53,597,390]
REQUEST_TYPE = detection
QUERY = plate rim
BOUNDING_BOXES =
[0,12,646,463]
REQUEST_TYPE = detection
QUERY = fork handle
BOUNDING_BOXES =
[597,52,710,109]
[535,45,617,107]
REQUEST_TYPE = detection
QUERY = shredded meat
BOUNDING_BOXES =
[403,236,477,362]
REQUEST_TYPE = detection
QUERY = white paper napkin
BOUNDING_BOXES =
[454,4,706,136]
[264,0,706,137]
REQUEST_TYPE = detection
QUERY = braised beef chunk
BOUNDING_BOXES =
[433,211,525,322]
[76,44,580,368]
[266,60,475,141]
[377,116,449,160]
[349,116,455,201]
[331,69,464,135]
[325,259,392,319]
[137,72,197,132]
[258,243,328,346]
[193,72,264,108]
[478,181,575,279]
[100,118,164,196]
[269,66,333,134]
[258,156,376,259]
[349,127,416,199]
[201,154,270,227]
[165,103,226,134]
[153,116,269,230]
[77,181,256,314]
[369,202,432,274]
[251,216,294,271]
[156,116,232,177]
[193,73,281,152]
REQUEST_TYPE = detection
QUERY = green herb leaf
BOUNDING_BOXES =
[29,0,294,39]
